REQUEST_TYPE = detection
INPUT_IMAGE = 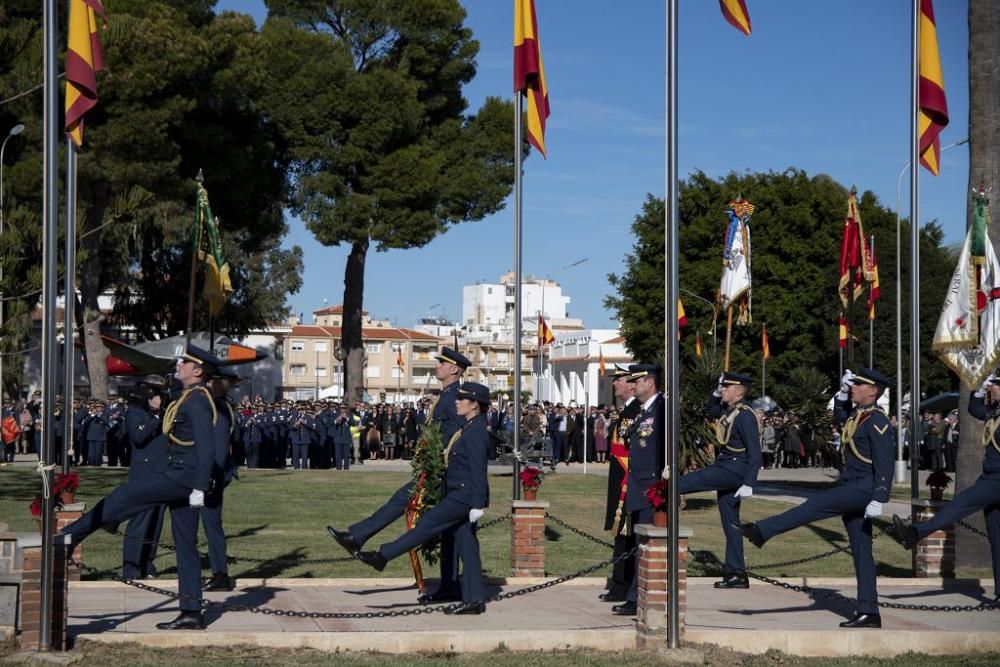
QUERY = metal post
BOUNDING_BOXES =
[63,143,77,474]
[908,0,921,534]
[869,235,875,369]
[512,92,523,500]
[582,370,588,475]
[39,0,59,650]
[895,164,906,483]
[665,0,680,649]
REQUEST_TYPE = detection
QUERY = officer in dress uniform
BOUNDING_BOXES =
[122,377,166,580]
[599,364,642,603]
[679,371,761,590]
[60,345,224,630]
[327,346,469,604]
[894,372,1000,601]
[613,364,666,616]
[741,367,894,628]
[355,382,491,615]
[289,403,312,470]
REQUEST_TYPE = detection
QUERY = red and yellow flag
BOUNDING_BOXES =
[65,0,107,147]
[719,0,752,36]
[598,349,606,377]
[396,348,405,370]
[868,239,881,321]
[839,315,849,349]
[918,0,948,175]
[514,0,550,157]
[695,332,703,359]
[538,315,555,346]
[838,189,874,308]
[762,323,770,361]
[677,299,687,329]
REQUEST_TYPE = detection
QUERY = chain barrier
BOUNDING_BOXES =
[544,513,615,549]
[957,519,990,539]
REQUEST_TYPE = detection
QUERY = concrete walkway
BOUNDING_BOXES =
[69,576,1000,657]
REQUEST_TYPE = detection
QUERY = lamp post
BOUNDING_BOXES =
[0,122,25,402]
[893,138,967,484]
[679,287,718,355]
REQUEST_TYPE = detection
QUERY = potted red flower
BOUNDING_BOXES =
[926,469,953,501]
[53,470,81,505]
[519,466,544,501]
[645,479,669,527]
[29,495,65,532]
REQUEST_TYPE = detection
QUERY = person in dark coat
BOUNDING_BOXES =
[83,402,108,466]
[355,382,492,614]
[122,379,166,580]
[894,372,1000,602]
[742,368,894,629]
[330,404,357,470]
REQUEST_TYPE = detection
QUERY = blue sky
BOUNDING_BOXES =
[217,0,971,329]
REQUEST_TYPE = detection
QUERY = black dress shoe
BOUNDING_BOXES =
[445,601,486,615]
[417,590,462,605]
[327,526,361,555]
[714,574,750,589]
[739,522,765,548]
[203,572,235,592]
[611,601,637,616]
[155,611,205,630]
[839,612,881,628]
[356,550,387,572]
[598,591,627,602]
[892,515,917,549]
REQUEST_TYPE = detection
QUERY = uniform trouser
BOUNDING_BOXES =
[757,484,877,613]
[551,433,566,464]
[626,506,654,602]
[913,475,1000,596]
[334,442,351,470]
[62,474,204,613]
[677,465,746,575]
[607,531,636,597]
[87,440,104,466]
[200,484,228,575]
[245,442,259,469]
[3,441,14,462]
[292,443,309,469]
[122,504,166,579]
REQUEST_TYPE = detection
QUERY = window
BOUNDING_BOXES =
[390,342,404,351]
[290,364,306,377]
[367,366,381,378]
[367,342,382,354]
[314,341,328,352]
[391,367,404,379]
[487,287,493,295]
[291,341,305,352]
[315,367,327,377]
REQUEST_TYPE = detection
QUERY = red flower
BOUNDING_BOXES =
[518,466,544,490]
[29,497,43,518]
[645,479,669,512]
[53,471,80,496]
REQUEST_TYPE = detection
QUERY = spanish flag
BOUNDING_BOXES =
[65,0,107,146]
[599,349,606,377]
[538,315,555,346]
[839,315,849,350]
[677,299,687,330]
[396,348,405,370]
[719,0,751,36]
[514,0,550,157]
[918,0,948,175]
[762,323,770,361]
[868,239,881,321]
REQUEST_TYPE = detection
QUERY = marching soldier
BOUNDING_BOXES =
[893,372,1000,602]
[741,368,894,628]
[122,377,166,580]
[599,364,641,603]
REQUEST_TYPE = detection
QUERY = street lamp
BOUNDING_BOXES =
[0,122,25,402]
[893,138,967,484]
[679,287,718,354]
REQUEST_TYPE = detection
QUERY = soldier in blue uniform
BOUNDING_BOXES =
[289,404,312,470]
[60,345,224,630]
[327,346,469,604]
[243,407,263,469]
[741,368,894,628]
[613,364,666,616]
[355,382,491,615]
[330,404,357,470]
[893,372,1000,602]
[122,378,166,580]
[680,371,760,590]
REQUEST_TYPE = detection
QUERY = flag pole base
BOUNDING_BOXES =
[893,459,908,485]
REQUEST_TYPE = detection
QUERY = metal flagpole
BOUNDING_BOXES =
[908,0,921,539]
[665,0,681,649]
[39,0,59,650]
[869,235,875,368]
[512,92,523,501]
[583,370,588,475]
[63,142,77,474]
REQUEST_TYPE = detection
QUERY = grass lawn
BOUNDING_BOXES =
[0,466,990,580]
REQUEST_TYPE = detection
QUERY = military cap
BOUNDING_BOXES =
[627,363,661,382]
[457,382,490,407]
[720,371,754,387]
[851,367,890,388]
[610,363,632,379]
[178,344,223,377]
[435,346,471,369]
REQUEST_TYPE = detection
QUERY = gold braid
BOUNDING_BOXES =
[162,386,217,446]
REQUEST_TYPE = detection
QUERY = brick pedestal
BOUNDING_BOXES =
[57,503,85,582]
[17,533,73,652]
[635,524,691,648]
[913,498,955,578]
[511,500,549,577]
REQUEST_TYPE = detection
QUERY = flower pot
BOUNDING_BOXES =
[652,510,668,527]
[60,491,75,505]
[523,487,537,502]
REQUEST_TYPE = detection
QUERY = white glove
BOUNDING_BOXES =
[837,369,855,400]
[864,500,882,519]
[468,508,484,523]
[713,374,724,398]
[976,373,996,398]
[188,489,205,508]
[734,485,753,499]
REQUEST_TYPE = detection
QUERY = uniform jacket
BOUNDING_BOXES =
[833,397,894,503]
[444,413,490,509]
[624,394,666,512]
[83,410,108,442]
[125,404,163,482]
[329,413,357,445]
[431,382,463,443]
[212,398,236,488]
[706,396,762,487]
[967,392,1000,480]
[161,384,217,492]
[604,397,642,530]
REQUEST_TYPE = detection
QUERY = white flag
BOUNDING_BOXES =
[932,228,1000,386]
[719,208,752,324]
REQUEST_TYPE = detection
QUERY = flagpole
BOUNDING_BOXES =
[869,235,875,368]
[723,306,733,371]
[582,370,588,475]
[908,0,921,529]
[186,172,204,343]
[63,141,78,475]
[665,0,681,649]
[512,91,524,501]
[39,0,60,650]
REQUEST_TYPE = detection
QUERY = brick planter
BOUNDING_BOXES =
[635,524,691,648]
[511,500,549,577]
[912,498,955,578]
[16,533,73,652]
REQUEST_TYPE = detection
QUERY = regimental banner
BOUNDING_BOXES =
[719,198,754,324]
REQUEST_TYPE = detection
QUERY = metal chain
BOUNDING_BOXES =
[544,513,616,549]
[957,519,990,539]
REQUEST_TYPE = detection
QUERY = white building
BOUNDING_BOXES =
[541,329,633,406]
[463,272,571,329]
